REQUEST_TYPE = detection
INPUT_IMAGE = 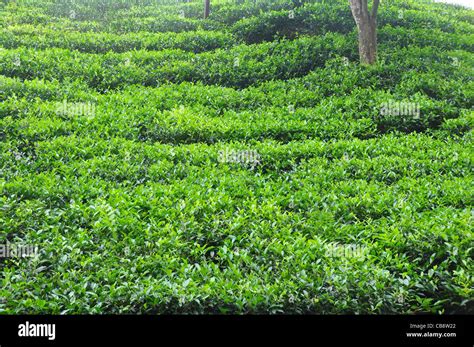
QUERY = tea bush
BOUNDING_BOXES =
[0,0,472,314]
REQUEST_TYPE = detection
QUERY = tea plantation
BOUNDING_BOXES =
[0,0,472,314]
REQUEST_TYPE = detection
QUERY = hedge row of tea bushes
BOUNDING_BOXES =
[1,37,471,92]
[3,0,473,37]
[0,9,224,34]
[2,24,472,55]
[230,6,473,44]
[0,33,357,90]
[0,0,473,314]
[1,52,471,107]
[0,26,234,53]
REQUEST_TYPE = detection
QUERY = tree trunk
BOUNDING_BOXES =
[349,0,379,65]
[358,17,377,64]
[204,0,210,19]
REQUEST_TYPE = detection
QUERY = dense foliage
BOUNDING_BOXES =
[0,0,472,314]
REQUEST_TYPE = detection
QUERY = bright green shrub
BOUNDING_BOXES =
[0,0,472,315]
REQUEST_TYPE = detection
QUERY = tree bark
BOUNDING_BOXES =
[204,0,210,19]
[349,0,379,65]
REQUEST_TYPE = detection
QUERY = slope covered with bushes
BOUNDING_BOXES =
[0,0,472,314]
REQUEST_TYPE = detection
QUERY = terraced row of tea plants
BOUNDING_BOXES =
[0,0,472,314]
